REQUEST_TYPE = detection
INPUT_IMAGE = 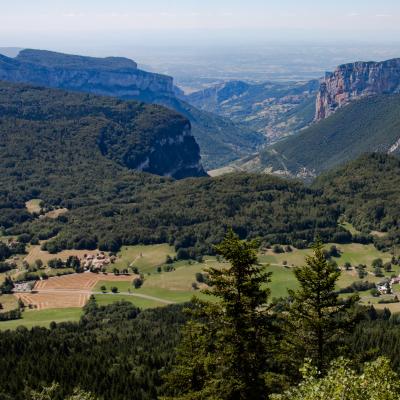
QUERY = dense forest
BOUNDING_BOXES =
[33,173,346,256]
[314,153,400,250]
[0,300,188,400]
[0,81,205,181]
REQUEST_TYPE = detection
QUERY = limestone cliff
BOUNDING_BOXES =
[0,49,175,99]
[316,58,400,120]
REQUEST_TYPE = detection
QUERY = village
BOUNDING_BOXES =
[11,252,123,294]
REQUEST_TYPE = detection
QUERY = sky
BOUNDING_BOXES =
[1,0,400,51]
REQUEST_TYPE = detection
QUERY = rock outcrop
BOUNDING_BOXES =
[316,58,400,120]
[0,49,175,99]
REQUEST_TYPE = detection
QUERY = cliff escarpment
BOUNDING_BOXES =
[316,58,400,120]
[0,49,175,99]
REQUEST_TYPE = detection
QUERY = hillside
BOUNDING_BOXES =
[0,81,205,179]
[259,94,400,177]
[0,81,208,232]
[27,172,344,256]
[315,153,400,248]
[186,79,318,143]
[0,82,348,255]
[0,49,263,169]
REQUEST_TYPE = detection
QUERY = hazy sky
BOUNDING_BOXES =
[1,0,400,50]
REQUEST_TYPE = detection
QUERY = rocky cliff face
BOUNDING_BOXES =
[98,113,206,179]
[133,124,206,179]
[0,50,175,99]
[316,58,400,120]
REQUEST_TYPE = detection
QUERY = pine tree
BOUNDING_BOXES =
[283,238,358,373]
[164,230,272,400]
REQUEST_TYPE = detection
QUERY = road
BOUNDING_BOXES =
[34,288,175,305]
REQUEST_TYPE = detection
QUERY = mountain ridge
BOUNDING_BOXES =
[0,49,263,169]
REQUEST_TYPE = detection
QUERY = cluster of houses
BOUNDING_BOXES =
[13,281,35,293]
[376,276,400,295]
[81,252,116,271]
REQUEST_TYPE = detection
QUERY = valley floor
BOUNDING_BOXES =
[1,241,399,330]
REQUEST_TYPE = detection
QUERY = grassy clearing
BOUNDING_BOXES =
[94,280,134,293]
[0,294,18,311]
[24,245,100,266]
[25,199,42,214]
[264,265,298,298]
[94,276,206,303]
[135,287,207,303]
[0,272,11,284]
[44,208,68,219]
[0,308,82,330]
[93,294,165,309]
[340,221,361,235]
[0,235,15,242]
[143,261,206,291]
[335,243,392,267]
[112,244,176,273]
[259,243,391,270]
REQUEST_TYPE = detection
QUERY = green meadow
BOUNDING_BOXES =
[1,241,399,329]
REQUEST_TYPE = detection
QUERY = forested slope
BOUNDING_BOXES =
[314,153,400,248]
[0,83,347,256]
[260,94,400,177]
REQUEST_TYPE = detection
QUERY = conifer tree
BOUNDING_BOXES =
[284,238,358,373]
[164,230,272,400]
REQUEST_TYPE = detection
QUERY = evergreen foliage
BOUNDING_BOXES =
[0,302,188,400]
[314,153,400,250]
[165,231,272,399]
[283,239,358,372]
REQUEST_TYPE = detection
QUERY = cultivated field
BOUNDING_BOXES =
[15,272,135,310]
[34,272,134,290]
[0,294,18,311]
[0,308,83,330]
[112,244,176,273]
[15,292,90,310]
